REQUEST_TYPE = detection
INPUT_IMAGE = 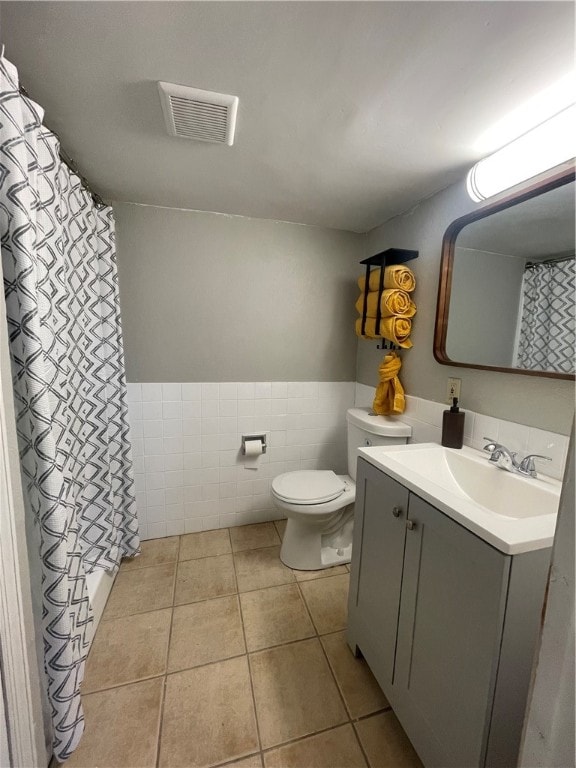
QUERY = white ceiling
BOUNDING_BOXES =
[2,2,574,232]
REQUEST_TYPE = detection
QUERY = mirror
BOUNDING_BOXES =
[435,168,575,380]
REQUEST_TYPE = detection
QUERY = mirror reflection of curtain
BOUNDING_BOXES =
[516,258,575,373]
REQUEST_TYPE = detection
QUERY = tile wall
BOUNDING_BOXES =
[355,384,570,481]
[127,382,355,540]
[128,381,569,541]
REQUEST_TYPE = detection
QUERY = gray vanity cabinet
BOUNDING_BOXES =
[348,458,550,768]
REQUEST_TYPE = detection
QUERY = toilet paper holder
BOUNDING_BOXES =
[241,433,267,455]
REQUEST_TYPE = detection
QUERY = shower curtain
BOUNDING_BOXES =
[0,56,139,760]
[516,258,575,374]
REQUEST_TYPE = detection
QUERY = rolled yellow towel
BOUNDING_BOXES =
[358,264,416,293]
[373,352,405,416]
[355,316,413,348]
[355,289,416,319]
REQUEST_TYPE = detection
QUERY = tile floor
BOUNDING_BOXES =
[65,522,423,768]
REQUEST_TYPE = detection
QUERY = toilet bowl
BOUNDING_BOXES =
[272,407,411,570]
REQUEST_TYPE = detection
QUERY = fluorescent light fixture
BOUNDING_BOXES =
[474,72,576,154]
[467,104,576,202]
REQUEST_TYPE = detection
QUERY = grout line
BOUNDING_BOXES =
[351,720,372,768]
[231,534,264,759]
[259,721,358,757]
[155,534,181,768]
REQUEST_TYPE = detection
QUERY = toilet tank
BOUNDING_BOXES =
[346,407,411,481]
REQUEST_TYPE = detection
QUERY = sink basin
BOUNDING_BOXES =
[357,443,561,554]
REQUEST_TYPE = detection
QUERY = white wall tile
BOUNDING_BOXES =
[219,400,238,417]
[202,400,219,417]
[145,455,165,473]
[141,383,161,401]
[271,382,288,399]
[182,383,201,401]
[182,401,202,418]
[237,382,254,399]
[254,382,272,399]
[143,420,163,438]
[142,401,162,420]
[162,383,182,401]
[163,401,182,419]
[129,402,143,420]
[163,420,183,438]
[147,522,167,539]
[164,453,184,471]
[131,380,573,541]
[219,382,237,399]
[166,520,185,536]
[127,383,142,402]
[144,437,163,455]
[201,383,220,400]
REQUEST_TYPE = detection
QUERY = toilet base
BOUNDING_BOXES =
[279,505,354,570]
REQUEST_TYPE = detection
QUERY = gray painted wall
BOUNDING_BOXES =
[356,176,575,435]
[114,202,364,382]
[447,247,525,367]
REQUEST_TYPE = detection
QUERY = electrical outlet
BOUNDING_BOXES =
[447,377,461,404]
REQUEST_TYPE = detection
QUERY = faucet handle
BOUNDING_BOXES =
[518,454,553,477]
[482,437,499,450]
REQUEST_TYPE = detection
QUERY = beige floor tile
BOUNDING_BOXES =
[321,631,388,718]
[180,529,231,560]
[264,724,367,768]
[168,595,245,671]
[299,574,349,634]
[234,546,296,592]
[222,756,263,768]
[274,519,287,539]
[103,563,175,619]
[354,712,423,768]
[84,608,171,692]
[160,656,259,767]
[230,522,281,552]
[175,554,237,605]
[240,584,315,651]
[119,536,179,571]
[250,638,348,749]
[63,678,162,767]
[293,564,349,582]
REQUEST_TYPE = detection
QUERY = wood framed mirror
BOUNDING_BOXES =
[434,166,575,380]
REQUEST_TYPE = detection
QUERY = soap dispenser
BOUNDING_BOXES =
[442,397,465,449]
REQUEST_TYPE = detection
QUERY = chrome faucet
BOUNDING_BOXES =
[483,438,552,479]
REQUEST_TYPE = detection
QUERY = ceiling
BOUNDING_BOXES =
[2,2,574,232]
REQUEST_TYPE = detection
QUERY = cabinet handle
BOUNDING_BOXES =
[392,506,402,518]
[406,520,416,531]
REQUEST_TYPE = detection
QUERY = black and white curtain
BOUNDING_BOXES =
[516,258,575,374]
[0,56,139,760]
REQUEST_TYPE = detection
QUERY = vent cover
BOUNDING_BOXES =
[158,81,238,145]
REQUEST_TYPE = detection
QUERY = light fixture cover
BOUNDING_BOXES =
[467,104,576,202]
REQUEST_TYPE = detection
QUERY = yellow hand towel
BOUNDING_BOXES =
[358,265,416,293]
[373,352,405,416]
[355,289,417,318]
[355,316,413,348]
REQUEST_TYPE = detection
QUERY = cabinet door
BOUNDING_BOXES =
[347,459,409,693]
[394,493,509,768]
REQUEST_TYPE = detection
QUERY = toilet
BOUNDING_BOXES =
[272,407,411,570]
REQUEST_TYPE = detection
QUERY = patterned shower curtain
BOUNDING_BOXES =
[516,258,575,374]
[0,56,139,760]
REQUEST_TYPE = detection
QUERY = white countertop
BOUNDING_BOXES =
[357,443,561,555]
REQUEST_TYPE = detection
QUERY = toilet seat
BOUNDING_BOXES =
[272,470,346,505]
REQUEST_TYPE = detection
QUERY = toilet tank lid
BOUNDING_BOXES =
[346,407,412,437]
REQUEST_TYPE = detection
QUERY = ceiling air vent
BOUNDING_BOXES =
[158,81,238,145]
